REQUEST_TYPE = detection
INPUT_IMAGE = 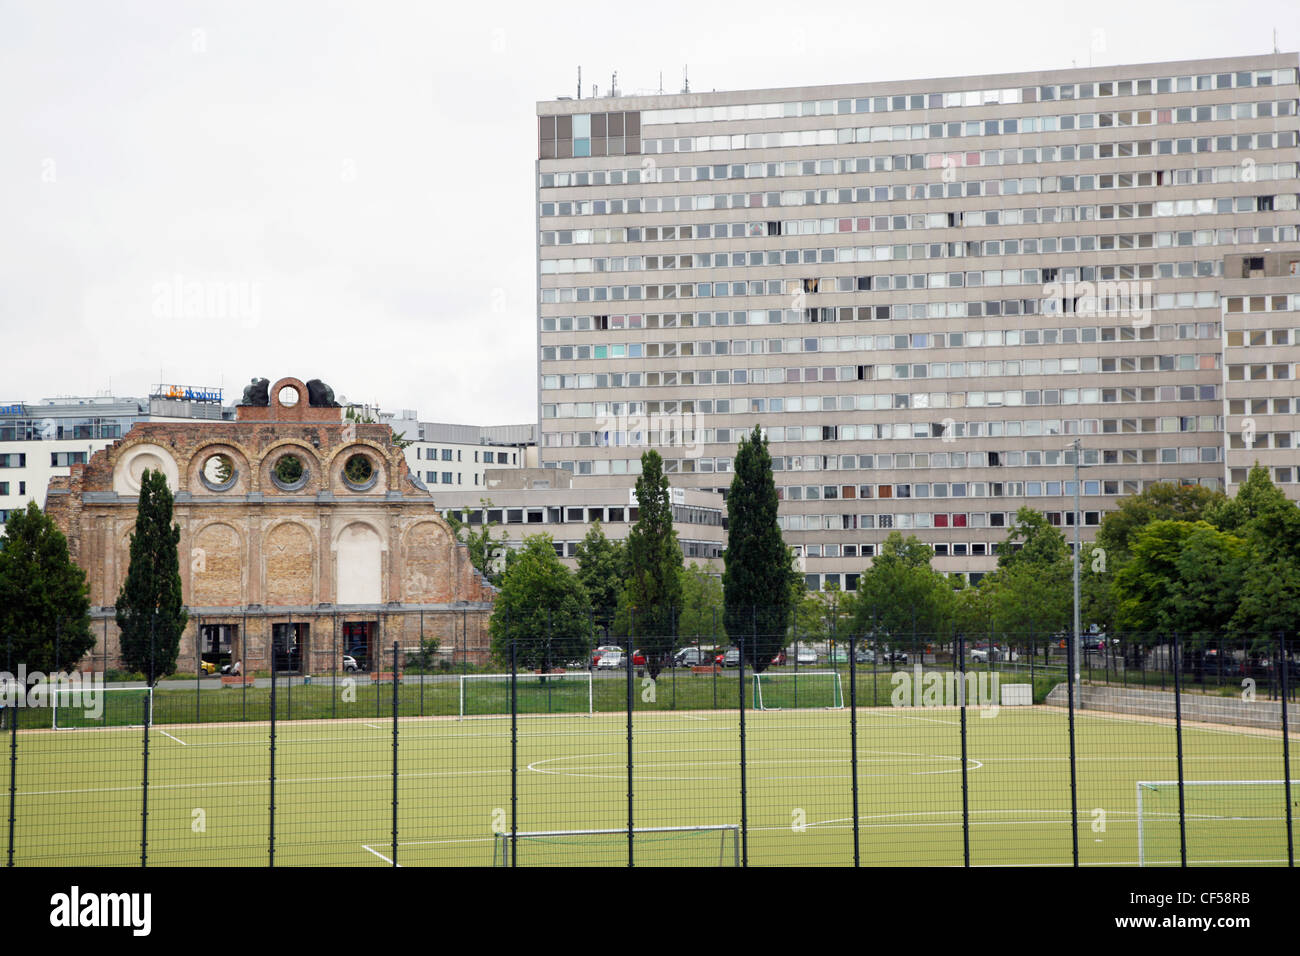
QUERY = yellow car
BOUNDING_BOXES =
[199,660,218,675]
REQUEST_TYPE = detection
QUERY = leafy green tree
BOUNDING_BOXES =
[489,534,593,671]
[574,522,628,638]
[676,563,725,645]
[1095,482,1225,563]
[1221,467,1300,640]
[981,508,1073,643]
[995,507,1069,570]
[624,451,684,677]
[1113,520,1249,647]
[1207,464,1293,536]
[723,426,798,672]
[796,582,855,648]
[115,470,188,682]
[0,502,94,674]
[445,499,508,586]
[853,532,954,651]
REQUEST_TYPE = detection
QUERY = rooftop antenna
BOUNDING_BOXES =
[610,71,617,97]
[577,65,581,99]
[658,71,663,94]
[682,65,689,94]
[1273,28,1279,54]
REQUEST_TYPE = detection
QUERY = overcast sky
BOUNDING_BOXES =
[1,0,1294,423]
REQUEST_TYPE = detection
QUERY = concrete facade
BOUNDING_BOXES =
[535,54,1300,589]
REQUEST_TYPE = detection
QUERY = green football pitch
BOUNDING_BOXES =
[8,706,1296,866]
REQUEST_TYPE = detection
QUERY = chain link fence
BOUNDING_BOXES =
[1,617,1294,866]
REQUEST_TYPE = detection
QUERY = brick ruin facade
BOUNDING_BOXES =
[44,377,496,674]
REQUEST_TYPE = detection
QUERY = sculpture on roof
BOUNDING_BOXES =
[239,377,270,406]
[306,379,339,407]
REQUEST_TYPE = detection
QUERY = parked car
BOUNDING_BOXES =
[199,659,218,675]
[595,650,624,669]
[673,647,715,667]
[771,650,787,666]
[721,647,741,667]
[854,647,877,665]
[877,648,909,665]
[342,654,360,673]
[591,645,622,667]
[795,647,818,666]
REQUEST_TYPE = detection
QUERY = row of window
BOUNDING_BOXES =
[542,174,1298,228]
[634,69,1298,127]
[545,214,1293,264]
[0,482,27,497]
[546,323,1223,355]
[543,242,1238,279]
[538,254,1258,303]
[443,504,722,528]
[633,100,1299,156]
[545,306,1235,333]
[1228,397,1299,416]
[0,422,124,443]
[543,356,1222,395]
[542,385,1221,430]
[541,132,1297,190]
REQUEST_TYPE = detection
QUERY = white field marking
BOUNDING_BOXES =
[364,836,497,850]
[860,710,961,726]
[19,766,512,798]
[19,721,739,756]
[525,748,981,782]
[158,730,187,746]
[365,723,385,730]
[679,715,709,721]
[361,844,402,866]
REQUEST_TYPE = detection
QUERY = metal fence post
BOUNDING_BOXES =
[626,609,635,867]
[849,631,859,867]
[140,694,150,867]
[269,631,277,867]
[332,611,337,721]
[509,635,517,867]
[1065,631,1079,867]
[7,633,15,867]
[392,640,399,867]
[1172,631,1187,867]
[958,632,970,867]
[1279,632,1293,868]
[739,612,749,867]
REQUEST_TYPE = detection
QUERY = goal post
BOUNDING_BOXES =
[752,670,844,710]
[53,685,153,729]
[493,824,740,866]
[458,672,593,718]
[1136,779,1298,866]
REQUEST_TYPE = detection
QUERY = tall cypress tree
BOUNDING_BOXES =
[625,450,683,677]
[724,426,796,672]
[115,469,188,682]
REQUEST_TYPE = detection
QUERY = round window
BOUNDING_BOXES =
[277,385,300,406]
[270,452,309,491]
[342,453,377,491]
[199,452,238,492]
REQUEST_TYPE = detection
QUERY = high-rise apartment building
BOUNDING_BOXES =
[535,54,1300,589]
